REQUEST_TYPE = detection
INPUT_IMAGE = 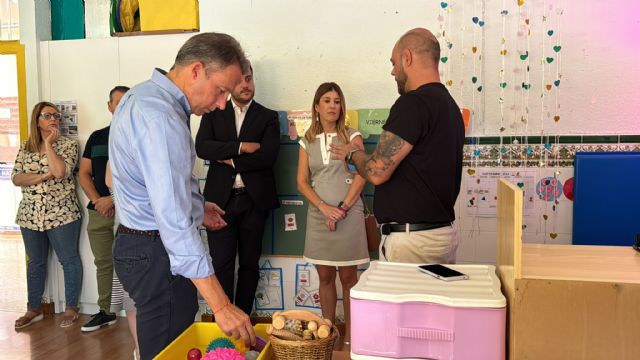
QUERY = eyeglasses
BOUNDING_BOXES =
[40,112,62,121]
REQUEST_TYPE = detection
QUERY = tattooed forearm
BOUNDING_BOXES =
[352,131,407,184]
[376,131,406,158]
[364,153,394,180]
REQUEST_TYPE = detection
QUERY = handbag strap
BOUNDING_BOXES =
[360,193,372,215]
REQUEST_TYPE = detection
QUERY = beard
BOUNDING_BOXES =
[395,68,407,95]
[233,89,254,105]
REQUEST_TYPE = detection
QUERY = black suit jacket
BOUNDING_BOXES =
[195,100,280,211]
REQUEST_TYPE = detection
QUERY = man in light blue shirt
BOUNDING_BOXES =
[109,33,255,360]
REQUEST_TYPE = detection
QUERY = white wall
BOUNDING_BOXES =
[18,0,51,113]
[200,0,640,135]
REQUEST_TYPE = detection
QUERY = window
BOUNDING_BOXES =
[0,0,19,40]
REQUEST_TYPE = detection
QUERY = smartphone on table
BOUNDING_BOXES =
[418,264,469,282]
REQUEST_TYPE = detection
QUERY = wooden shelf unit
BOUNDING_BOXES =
[497,179,640,360]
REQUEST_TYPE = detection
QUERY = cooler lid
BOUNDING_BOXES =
[350,261,506,308]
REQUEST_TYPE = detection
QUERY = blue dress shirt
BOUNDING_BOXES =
[109,69,214,279]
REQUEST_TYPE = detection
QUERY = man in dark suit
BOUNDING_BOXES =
[195,62,280,315]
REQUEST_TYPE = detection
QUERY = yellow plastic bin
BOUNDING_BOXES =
[138,0,199,31]
[154,322,272,359]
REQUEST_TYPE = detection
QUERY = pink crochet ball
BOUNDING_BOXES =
[202,347,244,360]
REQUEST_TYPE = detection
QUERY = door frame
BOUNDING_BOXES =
[0,40,28,141]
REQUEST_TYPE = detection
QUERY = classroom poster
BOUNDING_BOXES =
[345,109,358,130]
[295,263,320,308]
[254,260,284,311]
[465,169,536,216]
[287,110,312,140]
[249,256,369,319]
[54,100,78,139]
[357,108,389,138]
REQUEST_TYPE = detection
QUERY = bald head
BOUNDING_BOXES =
[390,28,442,94]
[396,28,440,66]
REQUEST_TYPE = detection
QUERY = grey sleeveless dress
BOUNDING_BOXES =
[299,129,369,266]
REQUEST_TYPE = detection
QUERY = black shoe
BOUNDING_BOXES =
[81,310,117,332]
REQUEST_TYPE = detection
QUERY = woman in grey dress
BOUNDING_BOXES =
[297,82,369,343]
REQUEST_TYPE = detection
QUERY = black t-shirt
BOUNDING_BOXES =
[82,126,110,210]
[374,83,464,224]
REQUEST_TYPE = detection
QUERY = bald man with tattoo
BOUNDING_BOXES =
[331,28,464,264]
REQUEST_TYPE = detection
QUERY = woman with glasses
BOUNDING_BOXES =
[12,102,83,329]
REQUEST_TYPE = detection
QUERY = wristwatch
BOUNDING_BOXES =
[345,148,362,165]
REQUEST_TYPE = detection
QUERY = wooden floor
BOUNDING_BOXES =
[0,311,135,360]
[0,234,27,313]
[1,311,351,359]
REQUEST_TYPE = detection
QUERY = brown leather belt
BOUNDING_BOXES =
[117,225,160,237]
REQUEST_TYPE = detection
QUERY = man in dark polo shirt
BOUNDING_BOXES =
[335,28,464,264]
[78,85,129,331]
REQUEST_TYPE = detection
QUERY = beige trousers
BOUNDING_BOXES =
[379,224,460,264]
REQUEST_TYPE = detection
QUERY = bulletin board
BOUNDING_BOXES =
[572,152,640,246]
[252,256,369,317]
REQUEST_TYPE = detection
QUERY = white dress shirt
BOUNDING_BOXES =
[231,99,252,189]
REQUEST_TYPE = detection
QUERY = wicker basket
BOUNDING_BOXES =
[269,325,339,359]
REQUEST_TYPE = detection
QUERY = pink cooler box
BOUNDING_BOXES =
[350,261,506,360]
